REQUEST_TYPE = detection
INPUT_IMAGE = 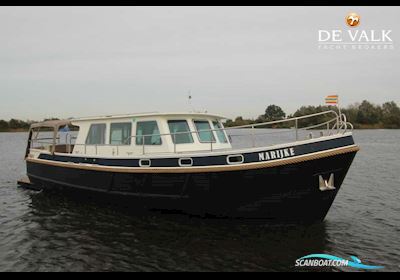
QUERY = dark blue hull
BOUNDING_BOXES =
[27,146,357,223]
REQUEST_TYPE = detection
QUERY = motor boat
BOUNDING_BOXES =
[22,110,359,223]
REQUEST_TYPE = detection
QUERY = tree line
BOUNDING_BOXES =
[0,100,399,132]
[224,100,400,129]
[0,118,59,132]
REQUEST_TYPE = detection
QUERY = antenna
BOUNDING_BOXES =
[188,90,193,112]
[187,90,206,113]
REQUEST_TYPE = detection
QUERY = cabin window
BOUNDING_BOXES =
[136,121,162,145]
[110,123,132,145]
[212,121,228,143]
[194,120,215,143]
[168,120,194,144]
[86,124,106,145]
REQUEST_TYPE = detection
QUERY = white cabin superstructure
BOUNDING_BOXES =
[70,112,232,157]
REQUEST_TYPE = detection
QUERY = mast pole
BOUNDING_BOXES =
[188,90,193,112]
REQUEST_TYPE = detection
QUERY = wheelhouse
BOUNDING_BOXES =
[28,113,231,158]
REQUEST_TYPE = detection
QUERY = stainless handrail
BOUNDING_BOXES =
[298,118,338,131]
[225,110,339,129]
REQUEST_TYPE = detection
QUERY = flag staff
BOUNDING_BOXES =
[337,95,341,122]
[325,94,341,125]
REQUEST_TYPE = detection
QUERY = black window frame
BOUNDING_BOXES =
[135,120,162,146]
[212,120,228,143]
[167,120,194,144]
[85,123,106,145]
[109,122,132,145]
[193,119,216,143]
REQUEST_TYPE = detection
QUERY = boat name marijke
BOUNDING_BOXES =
[258,148,295,161]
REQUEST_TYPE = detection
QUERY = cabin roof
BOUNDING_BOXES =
[30,119,72,129]
[70,112,227,122]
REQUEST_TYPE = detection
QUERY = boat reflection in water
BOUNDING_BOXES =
[23,190,331,271]
[23,110,358,224]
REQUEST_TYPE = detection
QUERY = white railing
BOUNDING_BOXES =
[29,110,353,156]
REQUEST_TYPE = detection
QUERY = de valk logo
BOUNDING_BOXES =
[318,13,394,50]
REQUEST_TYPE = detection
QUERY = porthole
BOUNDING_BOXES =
[179,158,193,167]
[226,154,244,165]
[139,159,151,167]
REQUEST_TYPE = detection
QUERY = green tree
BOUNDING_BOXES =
[233,116,254,126]
[292,105,336,128]
[8,119,22,129]
[0,120,8,131]
[381,101,400,128]
[341,103,359,123]
[257,105,286,122]
[8,119,30,130]
[356,100,382,125]
[224,116,255,127]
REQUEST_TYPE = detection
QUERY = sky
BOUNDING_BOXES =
[0,6,399,120]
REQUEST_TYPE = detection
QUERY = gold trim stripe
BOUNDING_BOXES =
[26,145,359,174]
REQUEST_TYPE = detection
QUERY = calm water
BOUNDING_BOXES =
[0,131,399,272]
